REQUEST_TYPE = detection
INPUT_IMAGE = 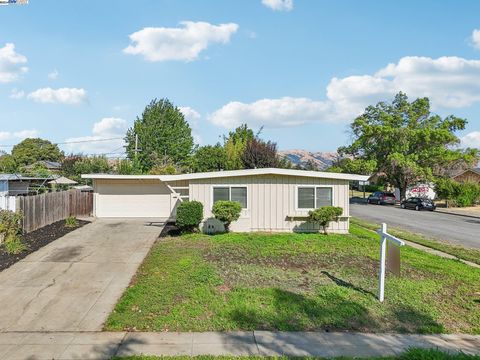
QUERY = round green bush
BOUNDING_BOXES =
[211,200,242,232]
[176,201,204,233]
[307,206,343,234]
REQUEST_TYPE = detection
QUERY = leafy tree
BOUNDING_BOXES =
[435,178,480,207]
[302,159,319,171]
[116,159,143,175]
[73,156,111,179]
[0,154,18,173]
[277,156,293,169]
[339,92,478,200]
[11,138,63,166]
[307,206,343,235]
[61,154,84,180]
[148,163,177,175]
[212,200,242,232]
[327,158,377,175]
[192,144,227,172]
[224,124,254,170]
[21,163,51,177]
[125,98,194,171]
[61,154,112,182]
[241,138,279,169]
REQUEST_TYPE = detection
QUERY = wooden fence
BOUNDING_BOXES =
[16,190,93,233]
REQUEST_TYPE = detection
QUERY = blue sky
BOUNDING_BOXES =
[1,0,480,156]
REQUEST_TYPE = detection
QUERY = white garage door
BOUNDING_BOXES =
[95,180,174,218]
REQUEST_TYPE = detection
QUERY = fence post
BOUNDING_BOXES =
[378,222,387,302]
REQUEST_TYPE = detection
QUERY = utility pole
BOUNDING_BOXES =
[134,134,139,160]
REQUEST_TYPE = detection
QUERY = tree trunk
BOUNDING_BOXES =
[399,186,407,201]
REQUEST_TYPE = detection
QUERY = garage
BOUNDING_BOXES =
[93,178,176,218]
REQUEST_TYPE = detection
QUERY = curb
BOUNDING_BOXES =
[435,209,480,220]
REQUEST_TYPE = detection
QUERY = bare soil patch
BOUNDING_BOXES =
[0,219,89,271]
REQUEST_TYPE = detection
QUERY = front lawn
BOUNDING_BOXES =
[105,224,480,334]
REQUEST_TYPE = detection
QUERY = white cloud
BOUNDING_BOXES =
[123,21,239,62]
[209,97,332,128]
[179,106,201,126]
[0,43,28,83]
[262,0,293,11]
[92,117,127,137]
[0,129,38,142]
[461,131,480,149]
[210,55,480,128]
[48,69,59,80]
[9,88,25,99]
[27,87,87,104]
[179,106,202,143]
[63,118,128,155]
[471,29,480,49]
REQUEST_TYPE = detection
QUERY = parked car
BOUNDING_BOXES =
[400,197,436,211]
[367,191,396,205]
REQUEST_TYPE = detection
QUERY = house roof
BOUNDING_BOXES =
[452,167,480,179]
[82,168,370,182]
[48,176,77,185]
[0,174,58,181]
[24,161,62,170]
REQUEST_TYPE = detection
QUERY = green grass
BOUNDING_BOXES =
[113,348,480,359]
[351,217,480,266]
[105,224,480,334]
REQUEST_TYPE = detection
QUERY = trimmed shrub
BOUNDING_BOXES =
[176,201,204,233]
[0,210,25,254]
[65,216,79,228]
[212,200,242,232]
[307,206,343,235]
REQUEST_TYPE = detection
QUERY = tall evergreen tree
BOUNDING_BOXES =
[125,98,194,171]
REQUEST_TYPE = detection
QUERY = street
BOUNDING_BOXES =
[350,201,480,249]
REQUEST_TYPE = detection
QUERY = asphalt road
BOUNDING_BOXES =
[350,201,480,250]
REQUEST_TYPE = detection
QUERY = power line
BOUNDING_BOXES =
[0,137,124,148]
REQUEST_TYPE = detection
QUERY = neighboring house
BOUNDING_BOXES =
[0,174,59,210]
[452,168,480,184]
[24,161,62,173]
[82,168,368,233]
[0,174,39,196]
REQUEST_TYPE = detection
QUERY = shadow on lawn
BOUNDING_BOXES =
[228,288,444,334]
[321,271,376,297]
[228,288,377,332]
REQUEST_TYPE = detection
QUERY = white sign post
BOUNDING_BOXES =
[376,223,405,302]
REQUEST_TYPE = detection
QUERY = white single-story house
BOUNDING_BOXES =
[82,168,369,233]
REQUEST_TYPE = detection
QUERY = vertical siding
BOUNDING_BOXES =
[190,174,350,233]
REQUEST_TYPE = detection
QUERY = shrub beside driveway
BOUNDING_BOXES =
[105,224,480,334]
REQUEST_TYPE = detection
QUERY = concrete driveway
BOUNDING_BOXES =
[0,219,163,332]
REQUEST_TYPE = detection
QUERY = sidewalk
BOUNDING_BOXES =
[436,206,480,219]
[1,331,479,359]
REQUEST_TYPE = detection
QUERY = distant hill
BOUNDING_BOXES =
[279,150,339,170]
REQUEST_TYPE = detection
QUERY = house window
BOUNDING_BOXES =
[213,186,248,208]
[297,186,333,209]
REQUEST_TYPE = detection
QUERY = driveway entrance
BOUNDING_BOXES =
[0,219,163,331]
